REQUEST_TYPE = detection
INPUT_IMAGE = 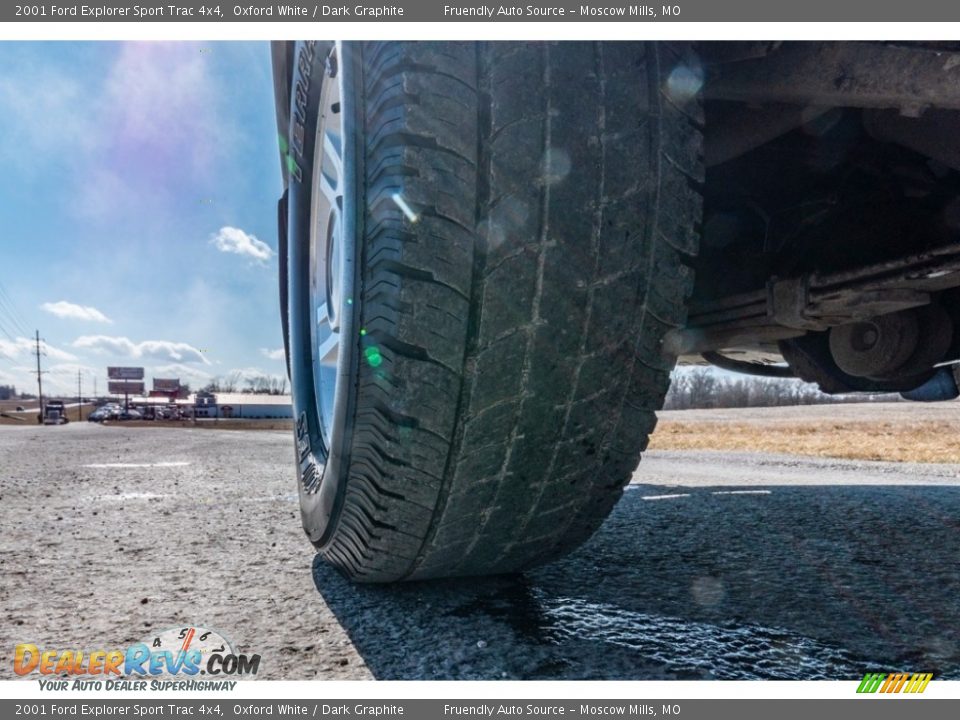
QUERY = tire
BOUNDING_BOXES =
[283,41,703,582]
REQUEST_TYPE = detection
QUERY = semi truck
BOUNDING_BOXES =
[42,400,68,425]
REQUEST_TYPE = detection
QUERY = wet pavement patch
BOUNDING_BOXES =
[312,483,960,680]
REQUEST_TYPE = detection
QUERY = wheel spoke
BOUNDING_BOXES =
[317,331,339,366]
[318,173,338,207]
[323,130,343,180]
[319,128,343,207]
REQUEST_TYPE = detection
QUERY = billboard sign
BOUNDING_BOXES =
[107,366,144,380]
[108,381,145,395]
[153,378,181,393]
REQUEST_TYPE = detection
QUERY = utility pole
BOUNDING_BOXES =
[34,330,45,423]
[77,369,82,422]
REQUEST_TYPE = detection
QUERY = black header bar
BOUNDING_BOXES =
[7,0,960,22]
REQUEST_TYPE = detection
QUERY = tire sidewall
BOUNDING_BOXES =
[286,40,364,548]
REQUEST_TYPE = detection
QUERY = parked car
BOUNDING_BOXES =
[102,405,121,419]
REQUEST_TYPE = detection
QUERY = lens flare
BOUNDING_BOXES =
[364,346,383,367]
[390,192,419,223]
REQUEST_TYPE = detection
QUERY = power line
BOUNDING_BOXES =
[31,330,47,419]
[0,282,28,352]
[0,280,28,337]
[0,301,25,339]
[0,318,17,344]
[0,327,23,367]
[0,280,28,326]
[0,300,19,344]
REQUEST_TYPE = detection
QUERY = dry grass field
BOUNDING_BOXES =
[651,401,960,463]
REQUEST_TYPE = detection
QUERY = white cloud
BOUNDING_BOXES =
[210,226,274,262]
[0,336,77,362]
[72,335,135,356]
[72,335,210,365]
[41,300,113,324]
[149,363,214,386]
[151,363,213,378]
[135,340,210,365]
[47,362,98,378]
[0,338,28,360]
[260,347,285,361]
[42,342,80,362]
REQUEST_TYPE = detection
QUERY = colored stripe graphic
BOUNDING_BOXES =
[908,673,933,693]
[857,672,932,694]
[856,673,886,693]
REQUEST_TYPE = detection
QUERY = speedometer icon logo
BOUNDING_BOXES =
[138,626,258,677]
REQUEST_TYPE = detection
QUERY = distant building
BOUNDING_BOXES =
[194,391,217,409]
[191,392,292,419]
[152,378,184,398]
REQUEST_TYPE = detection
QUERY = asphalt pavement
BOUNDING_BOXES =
[1,423,957,680]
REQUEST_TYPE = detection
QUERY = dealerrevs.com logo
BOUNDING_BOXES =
[14,626,260,691]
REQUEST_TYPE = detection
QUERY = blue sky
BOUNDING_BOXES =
[0,41,287,396]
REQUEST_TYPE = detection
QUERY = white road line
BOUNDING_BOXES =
[96,493,170,501]
[83,461,191,468]
[641,493,692,501]
[711,490,773,495]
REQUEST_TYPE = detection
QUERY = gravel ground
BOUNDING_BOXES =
[1,422,958,680]
[0,423,363,680]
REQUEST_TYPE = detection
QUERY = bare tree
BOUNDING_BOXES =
[664,369,897,410]
[687,368,718,408]
[220,371,242,393]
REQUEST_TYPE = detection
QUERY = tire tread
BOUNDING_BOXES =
[315,41,703,581]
